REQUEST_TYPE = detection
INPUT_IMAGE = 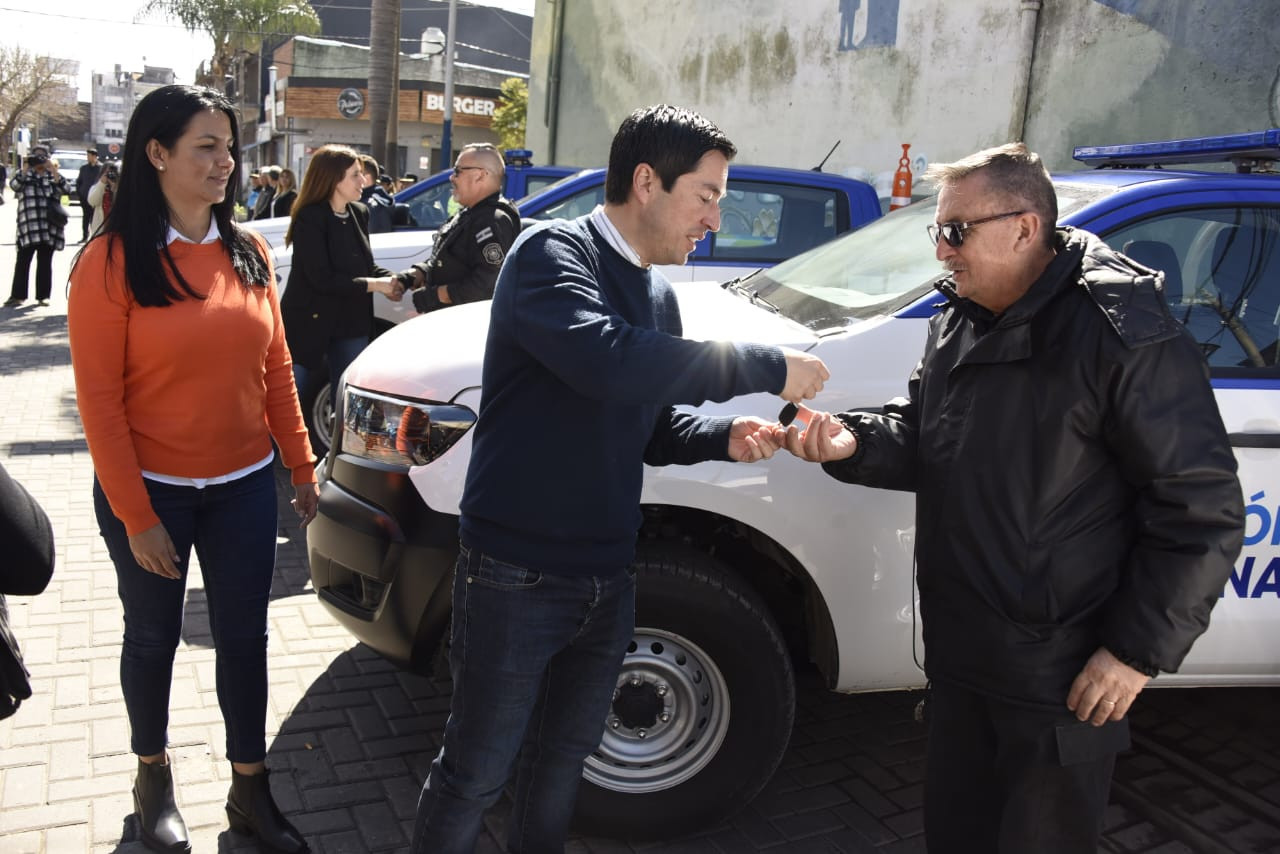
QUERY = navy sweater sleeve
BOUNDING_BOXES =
[459,218,786,575]
[510,224,786,406]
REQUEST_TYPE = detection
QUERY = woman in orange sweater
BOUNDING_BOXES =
[68,86,315,854]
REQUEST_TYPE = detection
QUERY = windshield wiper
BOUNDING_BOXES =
[721,270,780,313]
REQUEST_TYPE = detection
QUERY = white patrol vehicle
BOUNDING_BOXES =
[305,130,1280,837]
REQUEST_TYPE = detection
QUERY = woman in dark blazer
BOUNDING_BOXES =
[271,167,297,218]
[281,146,403,425]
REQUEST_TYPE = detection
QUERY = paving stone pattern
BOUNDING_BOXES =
[1,205,1277,853]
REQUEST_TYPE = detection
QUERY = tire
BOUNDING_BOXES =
[298,374,334,457]
[573,545,796,839]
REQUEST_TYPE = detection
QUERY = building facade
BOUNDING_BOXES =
[266,36,518,180]
[526,0,1280,197]
[90,65,176,158]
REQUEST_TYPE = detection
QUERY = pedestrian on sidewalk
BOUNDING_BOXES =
[6,146,68,307]
[68,85,318,854]
[76,148,103,243]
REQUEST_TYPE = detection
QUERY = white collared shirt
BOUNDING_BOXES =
[165,218,221,246]
[589,205,646,269]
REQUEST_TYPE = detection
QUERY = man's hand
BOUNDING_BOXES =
[291,482,320,528]
[728,416,782,463]
[128,523,181,580]
[779,348,829,402]
[778,410,858,463]
[1066,647,1152,726]
[412,286,442,314]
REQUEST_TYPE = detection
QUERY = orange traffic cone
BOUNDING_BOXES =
[890,144,912,210]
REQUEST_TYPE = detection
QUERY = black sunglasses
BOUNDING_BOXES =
[927,211,1026,248]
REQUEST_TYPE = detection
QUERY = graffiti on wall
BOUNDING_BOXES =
[837,0,900,51]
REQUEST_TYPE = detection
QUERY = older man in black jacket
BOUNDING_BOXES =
[776,143,1243,854]
[398,143,520,314]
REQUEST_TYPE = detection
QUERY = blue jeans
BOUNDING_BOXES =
[291,334,368,412]
[412,545,635,854]
[92,464,278,762]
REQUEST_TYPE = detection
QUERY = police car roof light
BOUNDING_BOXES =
[1073,129,1280,168]
[504,148,534,166]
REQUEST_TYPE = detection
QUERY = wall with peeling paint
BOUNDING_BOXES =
[526,0,1278,196]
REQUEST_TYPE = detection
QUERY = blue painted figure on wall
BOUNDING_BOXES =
[837,0,900,51]
[839,0,860,50]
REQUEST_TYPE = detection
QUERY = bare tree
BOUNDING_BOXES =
[0,46,79,164]
[369,0,403,173]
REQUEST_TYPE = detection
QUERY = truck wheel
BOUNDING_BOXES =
[573,546,796,839]
[306,380,335,455]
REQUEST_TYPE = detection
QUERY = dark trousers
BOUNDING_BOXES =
[9,244,54,301]
[81,203,92,241]
[291,334,369,414]
[412,546,635,854]
[92,465,278,762]
[923,678,1128,854]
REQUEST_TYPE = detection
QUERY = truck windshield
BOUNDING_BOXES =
[746,186,1112,332]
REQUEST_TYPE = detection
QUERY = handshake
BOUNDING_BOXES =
[357,276,405,302]
[730,348,859,465]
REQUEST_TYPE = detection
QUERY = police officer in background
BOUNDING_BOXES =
[398,143,520,313]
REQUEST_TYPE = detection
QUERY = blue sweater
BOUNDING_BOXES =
[458,216,787,575]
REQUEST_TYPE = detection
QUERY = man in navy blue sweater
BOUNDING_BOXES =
[411,105,830,853]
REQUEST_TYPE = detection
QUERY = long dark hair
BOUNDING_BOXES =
[284,145,359,247]
[81,85,270,306]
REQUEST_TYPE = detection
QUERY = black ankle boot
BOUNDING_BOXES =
[133,758,191,853]
[226,768,309,853]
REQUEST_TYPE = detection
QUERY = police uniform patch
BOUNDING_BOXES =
[476,226,494,242]
[483,243,505,265]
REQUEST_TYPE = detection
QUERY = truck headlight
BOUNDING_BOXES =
[340,386,476,467]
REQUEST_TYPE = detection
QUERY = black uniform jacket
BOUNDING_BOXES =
[411,191,520,305]
[824,228,1244,707]
[281,201,392,368]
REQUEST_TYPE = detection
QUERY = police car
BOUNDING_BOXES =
[304,130,1280,837]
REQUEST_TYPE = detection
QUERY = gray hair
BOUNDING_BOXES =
[924,143,1057,247]
[460,143,505,181]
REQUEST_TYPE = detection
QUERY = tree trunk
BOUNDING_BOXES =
[368,0,401,174]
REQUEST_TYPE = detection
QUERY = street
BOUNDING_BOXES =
[0,198,1277,853]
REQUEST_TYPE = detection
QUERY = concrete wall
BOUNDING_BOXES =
[527,0,1278,194]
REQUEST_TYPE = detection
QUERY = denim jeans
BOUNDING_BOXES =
[412,545,635,854]
[291,334,368,413]
[92,463,278,762]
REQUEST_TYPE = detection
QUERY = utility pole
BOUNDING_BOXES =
[441,0,457,169]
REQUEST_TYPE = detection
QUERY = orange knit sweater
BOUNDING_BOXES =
[68,234,315,535]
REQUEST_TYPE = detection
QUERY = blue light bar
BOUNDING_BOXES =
[1073,129,1280,167]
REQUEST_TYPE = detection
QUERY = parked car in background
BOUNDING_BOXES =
[305,129,1280,837]
[247,149,575,250]
[277,163,884,453]
[52,150,90,204]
